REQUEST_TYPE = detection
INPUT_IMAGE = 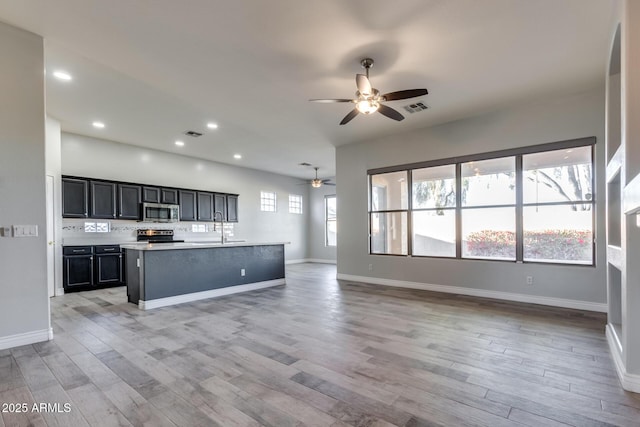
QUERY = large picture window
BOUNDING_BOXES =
[412,165,456,257]
[369,171,408,255]
[522,146,593,264]
[461,157,516,260]
[368,138,595,265]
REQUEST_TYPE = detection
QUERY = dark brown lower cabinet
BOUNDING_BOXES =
[63,245,124,292]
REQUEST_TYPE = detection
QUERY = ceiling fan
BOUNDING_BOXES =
[302,167,335,188]
[310,58,428,125]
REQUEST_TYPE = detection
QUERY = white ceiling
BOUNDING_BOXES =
[0,0,616,180]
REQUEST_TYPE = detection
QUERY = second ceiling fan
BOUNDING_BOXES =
[310,58,428,125]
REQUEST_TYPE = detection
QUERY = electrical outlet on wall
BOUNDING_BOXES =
[526,276,533,285]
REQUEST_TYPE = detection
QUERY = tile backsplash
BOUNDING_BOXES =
[61,219,234,245]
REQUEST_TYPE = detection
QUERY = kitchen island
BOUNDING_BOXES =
[121,242,286,310]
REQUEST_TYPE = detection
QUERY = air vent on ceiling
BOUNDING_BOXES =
[298,162,312,166]
[184,130,203,137]
[403,102,429,114]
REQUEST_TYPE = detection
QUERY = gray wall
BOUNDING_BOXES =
[0,22,50,344]
[307,180,337,262]
[336,87,607,305]
[61,133,309,261]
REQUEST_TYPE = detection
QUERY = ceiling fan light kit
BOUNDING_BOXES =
[310,58,428,125]
[302,166,335,188]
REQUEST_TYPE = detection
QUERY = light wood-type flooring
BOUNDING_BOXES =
[1,263,639,426]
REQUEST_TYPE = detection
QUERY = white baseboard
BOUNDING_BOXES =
[336,273,607,313]
[54,287,65,297]
[139,279,286,310]
[286,258,336,265]
[307,258,337,264]
[607,324,640,393]
[0,328,53,351]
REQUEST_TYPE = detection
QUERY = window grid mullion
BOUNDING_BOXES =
[368,175,373,253]
[459,203,517,210]
[516,155,524,262]
[407,171,413,256]
[455,163,462,259]
[522,200,596,208]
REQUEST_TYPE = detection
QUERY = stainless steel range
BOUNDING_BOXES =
[136,229,184,244]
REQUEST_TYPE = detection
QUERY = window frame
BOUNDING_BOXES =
[410,164,457,258]
[368,171,409,256]
[325,194,337,247]
[288,194,303,214]
[459,156,517,261]
[367,137,596,266]
[260,191,277,212]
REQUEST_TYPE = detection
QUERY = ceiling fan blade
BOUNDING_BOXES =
[356,74,372,95]
[382,89,428,101]
[378,104,405,121]
[323,182,336,186]
[340,108,360,125]
[309,98,354,103]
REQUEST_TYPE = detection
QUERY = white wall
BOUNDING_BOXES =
[0,22,50,348]
[45,117,63,296]
[61,133,309,261]
[307,180,337,263]
[336,87,607,309]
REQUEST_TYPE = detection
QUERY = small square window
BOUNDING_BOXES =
[289,194,303,214]
[260,191,277,212]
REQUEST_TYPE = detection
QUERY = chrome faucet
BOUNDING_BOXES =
[214,211,225,244]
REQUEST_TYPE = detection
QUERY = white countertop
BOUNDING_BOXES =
[120,241,289,251]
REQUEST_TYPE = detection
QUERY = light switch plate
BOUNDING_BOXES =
[12,225,38,237]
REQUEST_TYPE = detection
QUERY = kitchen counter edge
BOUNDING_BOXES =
[120,241,290,251]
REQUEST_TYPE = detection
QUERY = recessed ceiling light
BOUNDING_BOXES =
[233,154,242,159]
[52,70,72,81]
[92,121,105,129]
[175,140,185,147]
[207,123,218,129]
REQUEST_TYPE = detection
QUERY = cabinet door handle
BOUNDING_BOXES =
[103,248,115,251]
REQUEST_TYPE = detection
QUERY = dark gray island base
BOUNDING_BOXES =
[122,243,286,310]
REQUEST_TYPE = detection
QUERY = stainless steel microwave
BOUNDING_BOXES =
[142,203,180,223]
